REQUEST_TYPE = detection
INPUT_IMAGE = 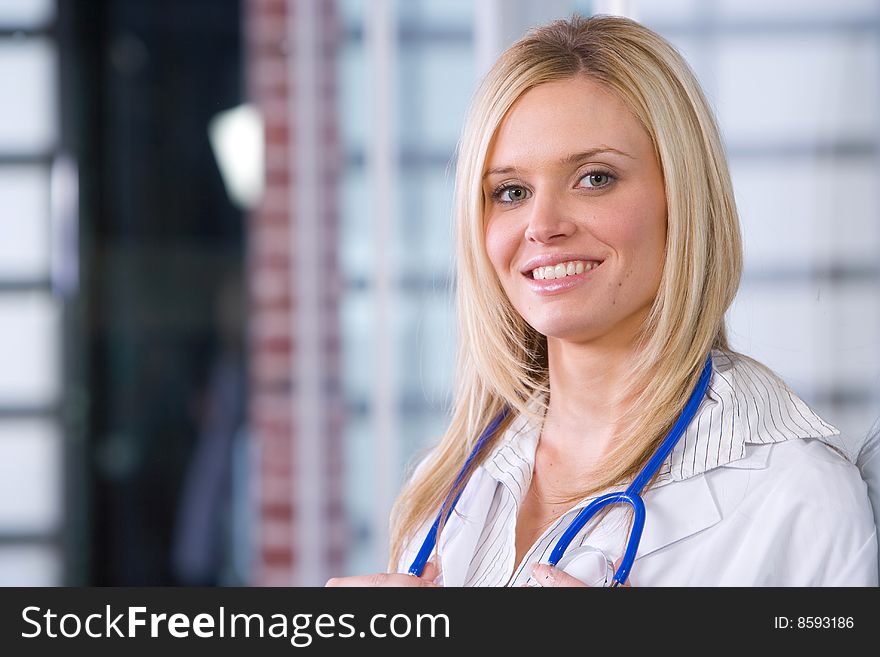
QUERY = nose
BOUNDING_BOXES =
[524,192,576,244]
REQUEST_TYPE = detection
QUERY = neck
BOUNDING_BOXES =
[541,337,643,466]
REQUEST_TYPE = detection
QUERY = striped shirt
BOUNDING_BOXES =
[398,349,846,586]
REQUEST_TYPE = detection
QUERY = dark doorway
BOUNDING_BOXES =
[67,0,244,585]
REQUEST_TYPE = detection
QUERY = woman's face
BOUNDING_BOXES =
[483,76,667,347]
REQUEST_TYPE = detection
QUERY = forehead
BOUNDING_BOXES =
[486,76,651,167]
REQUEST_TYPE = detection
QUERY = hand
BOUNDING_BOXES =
[527,558,632,587]
[325,561,441,587]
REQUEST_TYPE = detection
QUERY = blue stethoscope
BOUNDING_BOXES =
[408,353,713,587]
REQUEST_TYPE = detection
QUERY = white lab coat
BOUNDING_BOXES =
[397,351,879,586]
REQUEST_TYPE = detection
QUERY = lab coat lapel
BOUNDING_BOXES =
[635,474,722,559]
[436,467,499,586]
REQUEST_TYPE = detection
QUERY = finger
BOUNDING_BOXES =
[530,563,588,588]
[325,572,439,588]
[421,560,442,584]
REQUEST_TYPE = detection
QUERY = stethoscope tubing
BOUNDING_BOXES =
[547,353,713,585]
[407,406,512,577]
[408,353,713,585]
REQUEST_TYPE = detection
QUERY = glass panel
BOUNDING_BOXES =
[399,410,448,476]
[0,165,51,279]
[0,544,60,586]
[730,281,880,448]
[728,282,825,390]
[821,162,880,263]
[338,0,364,29]
[399,0,474,28]
[716,33,880,143]
[656,35,723,105]
[718,0,879,20]
[0,38,58,152]
[396,165,455,284]
[632,0,702,23]
[339,165,372,279]
[338,37,370,152]
[340,289,377,403]
[342,412,375,576]
[0,0,54,28]
[0,420,60,533]
[0,292,60,406]
[731,158,880,270]
[342,408,449,576]
[415,292,456,406]
[398,41,475,154]
[395,289,455,407]
[490,0,582,37]
[727,281,880,393]
[822,283,880,386]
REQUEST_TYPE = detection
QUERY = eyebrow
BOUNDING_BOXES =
[482,147,635,179]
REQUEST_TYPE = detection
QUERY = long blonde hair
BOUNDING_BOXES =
[388,14,742,571]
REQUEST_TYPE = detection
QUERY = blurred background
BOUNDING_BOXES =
[0,0,877,586]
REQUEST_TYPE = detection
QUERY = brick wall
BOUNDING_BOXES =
[244,0,345,586]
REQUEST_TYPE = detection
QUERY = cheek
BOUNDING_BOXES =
[484,216,518,276]
[604,196,668,282]
[612,190,666,238]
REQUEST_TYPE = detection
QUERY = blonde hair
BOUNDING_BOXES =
[388,14,742,571]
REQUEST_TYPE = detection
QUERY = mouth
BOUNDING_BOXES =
[524,259,602,280]
[521,259,603,295]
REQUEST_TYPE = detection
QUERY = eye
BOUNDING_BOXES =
[492,184,530,204]
[579,170,615,189]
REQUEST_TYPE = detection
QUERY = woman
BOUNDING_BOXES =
[327,15,878,587]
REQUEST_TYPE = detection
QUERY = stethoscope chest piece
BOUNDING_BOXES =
[409,354,713,584]
[553,546,614,587]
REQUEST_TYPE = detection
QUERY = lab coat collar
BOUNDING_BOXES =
[481,349,840,489]
[436,466,724,583]
[662,350,840,481]
[636,472,721,558]
[463,351,842,570]
[545,472,725,562]
[436,467,503,586]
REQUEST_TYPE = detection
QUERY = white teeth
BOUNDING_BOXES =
[530,260,599,280]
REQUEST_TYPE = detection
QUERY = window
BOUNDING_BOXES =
[0,0,64,586]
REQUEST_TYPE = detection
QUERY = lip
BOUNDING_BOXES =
[519,253,604,275]
[522,260,602,296]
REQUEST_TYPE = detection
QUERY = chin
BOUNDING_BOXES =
[525,316,602,343]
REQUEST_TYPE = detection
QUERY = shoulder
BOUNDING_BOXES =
[710,438,878,584]
[716,437,868,513]
[761,438,868,503]
[710,437,871,517]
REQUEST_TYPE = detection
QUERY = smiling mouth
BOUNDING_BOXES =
[526,259,602,280]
